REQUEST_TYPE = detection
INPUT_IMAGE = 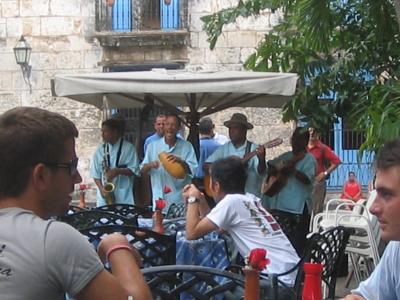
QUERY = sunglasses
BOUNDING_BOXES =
[44,157,79,176]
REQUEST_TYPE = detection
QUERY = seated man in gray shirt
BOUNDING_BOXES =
[0,107,152,300]
[342,139,400,300]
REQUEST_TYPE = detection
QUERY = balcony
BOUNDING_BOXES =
[95,0,189,48]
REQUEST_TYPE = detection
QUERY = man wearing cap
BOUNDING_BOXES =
[204,113,266,197]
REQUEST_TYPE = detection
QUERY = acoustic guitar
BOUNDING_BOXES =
[203,138,283,197]
[261,152,306,197]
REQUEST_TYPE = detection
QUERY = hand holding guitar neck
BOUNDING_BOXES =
[242,138,283,164]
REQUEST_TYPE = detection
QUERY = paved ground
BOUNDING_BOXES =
[335,272,357,299]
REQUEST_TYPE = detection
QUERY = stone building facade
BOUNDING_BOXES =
[0,0,292,202]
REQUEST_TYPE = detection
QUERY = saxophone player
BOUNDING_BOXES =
[90,117,140,206]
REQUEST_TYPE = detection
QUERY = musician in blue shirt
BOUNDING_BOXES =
[90,118,140,206]
[140,114,198,211]
[205,113,266,198]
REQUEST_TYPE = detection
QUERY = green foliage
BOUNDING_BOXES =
[202,0,400,153]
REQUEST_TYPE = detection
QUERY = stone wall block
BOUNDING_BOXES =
[240,47,256,64]
[50,0,80,16]
[198,31,228,48]
[63,107,102,129]
[56,51,83,69]
[235,14,272,31]
[212,0,238,11]
[0,52,19,70]
[84,50,101,69]
[190,0,212,13]
[20,0,49,17]
[81,0,95,17]
[189,13,207,32]
[0,92,20,112]
[29,70,44,90]
[41,17,74,35]
[205,48,240,64]
[0,19,6,39]
[2,1,19,17]
[6,18,22,37]
[73,19,82,34]
[188,48,205,64]
[67,35,93,51]
[161,47,187,61]
[227,31,257,48]
[35,52,58,70]
[0,71,12,90]
[144,49,162,61]
[82,16,95,38]
[22,18,41,36]
[189,32,199,48]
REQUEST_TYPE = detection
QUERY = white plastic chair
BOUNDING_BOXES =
[336,211,380,283]
[312,198,362,233]
[334,192,380,283]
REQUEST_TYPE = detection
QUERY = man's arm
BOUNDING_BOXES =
[182,184,217,240]
[316,145,341,182]
[76,234,152,300]
[140,161,160,175]
[106,167,134,180]
[256,145,266,175]
[293,170,311,185]
[340,295,365,300]
[94,178,105,198]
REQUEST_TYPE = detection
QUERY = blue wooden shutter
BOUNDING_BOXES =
[112,0,132,31]
[160,0,179,29]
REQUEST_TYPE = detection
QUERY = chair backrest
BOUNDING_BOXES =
[142,265,269,300]
[66,205,88,215]
[163,217,186,235]
[294,226,352,300]
[79,225,176,267]
[94,204,152,218]
[269,210,300,245]
[365,190,377,213]
[166,203,186,219]
[268,226,352,300]
[58,210,138,230]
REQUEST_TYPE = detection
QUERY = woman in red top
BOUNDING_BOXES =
[341,171,362,201]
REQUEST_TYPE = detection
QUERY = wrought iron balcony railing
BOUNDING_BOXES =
[95,0,188,32]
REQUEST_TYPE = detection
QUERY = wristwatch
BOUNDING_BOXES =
[187,196,198,204]
[324,171,329,176]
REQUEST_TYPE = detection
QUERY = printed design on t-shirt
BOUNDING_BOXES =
[243,201,271,236]
[253,201,283,233]
[0,244,13,277]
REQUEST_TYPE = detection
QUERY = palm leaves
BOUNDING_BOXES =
[202,0,400,153]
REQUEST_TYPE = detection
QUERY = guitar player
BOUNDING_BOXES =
[204,113,266,198]
[262,127,316,256]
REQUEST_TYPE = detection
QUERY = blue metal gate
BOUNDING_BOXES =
[324,119,374,190]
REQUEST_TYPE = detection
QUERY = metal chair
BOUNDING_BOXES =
[270,210,302,249]
[163,217,186,235]
[336,207,381,283]
[66,205,89,215]
[267,226,352,300]
[166,203,186,219]
[57,210,138,230]
[79,224,176,267]
[94,204,152,218]
[142,264,269,300]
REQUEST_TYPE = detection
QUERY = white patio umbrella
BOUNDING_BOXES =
[52,69,298,156]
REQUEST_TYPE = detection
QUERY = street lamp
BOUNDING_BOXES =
[13,35,32,93]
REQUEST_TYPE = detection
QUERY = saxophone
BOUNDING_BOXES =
[102,145,116,205]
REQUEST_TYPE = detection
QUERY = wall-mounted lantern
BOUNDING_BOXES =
[13,36,32,93]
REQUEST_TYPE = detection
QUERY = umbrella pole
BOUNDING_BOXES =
[186,94,200,160]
